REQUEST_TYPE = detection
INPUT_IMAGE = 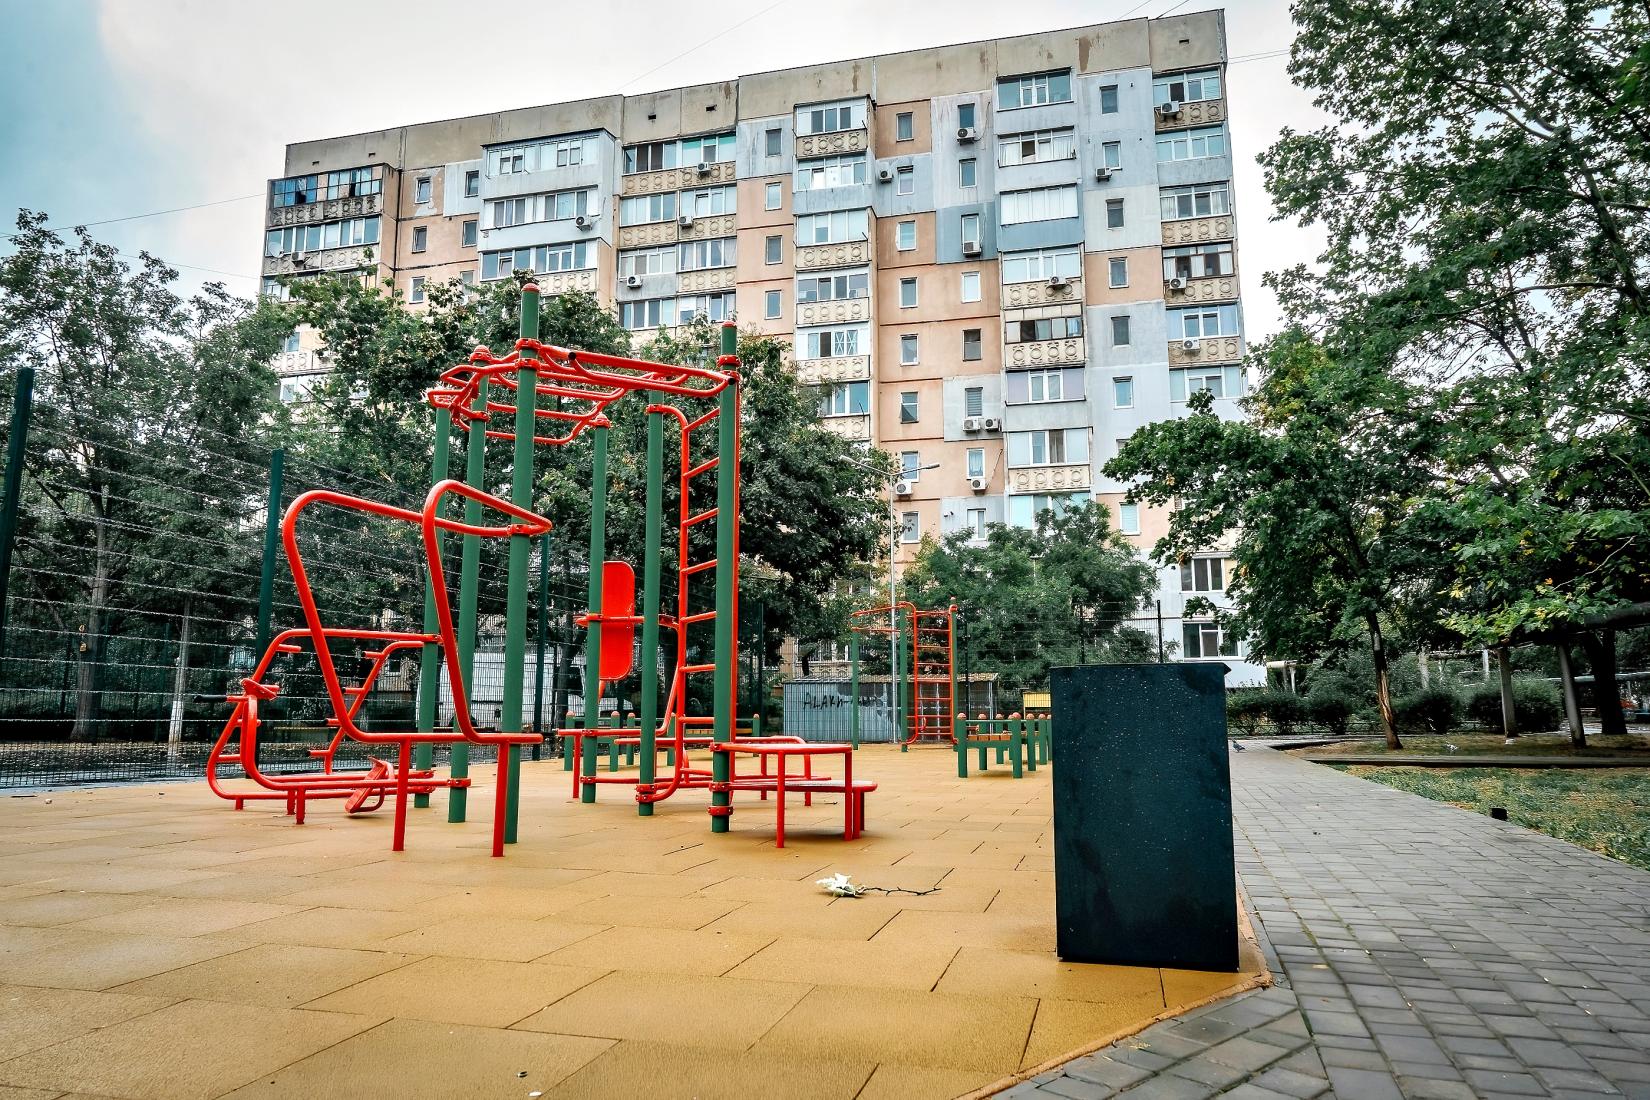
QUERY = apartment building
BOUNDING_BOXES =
[257,11,1264,685]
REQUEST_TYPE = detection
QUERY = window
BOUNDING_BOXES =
[620,245,675,279]
[480,241,591,281]
[263,217,382,257]
[965,387,984,418]
[795,209,868,245]
[1163,241,1235,280]
[281,330,301,354]
[801,325,865,358]
[1006,368,1085,404]
[409,276,426,303]
[963,329,981,360]
[1100,84,1119,114]
[1005,314,1083,343]
[619,192,676,226]
[625,141,677,174]
[998,71,1073,109]
[900,391,919,423]
[1106,198,1125,229]
[461,220,478,247]
[900,452,922,480]
[966,508,987,539]
[1000,185,1078,224]
[493,134,597,175]
[797,100,867,136]
[765,235,782,264]
[765,289,782,319]
[1170,365,1246,401]
[620,298,670,330]
[819,380,869,416]
[900,334,919,364]
[797,271,869,303]
[1101,141,1122,171]
[1183,621,1239,659]
[1109,256,1128,288]
[680,133,736,165]
[460,269,475,287]
[997,128,1076,167]
[957,102,976,130]
[896,112,914,141]
[1118,503,1140,535]
[896,165,915,196]
[1169,304,1241,339]
[966,445,985,475]
[1113,377,1134,408]
[1000,246,1081,283]
[415,177,432,203]
[680,184,736,217]
[900,512,921,543]
[765,128,782,157]
[899,278,917,308]
[411,226,428,253]
[1156,126,1229,162]
[1160,182,1233,221]
[765,181,782,210]
[1154,69,1222,105]
[464,170,480,198]
[796,153,867,190]
[673,292,735,324]
[896,220,916,250]
[1007,428,1088,466]
[961,271,981,302]
[960,213,980,247]
[1181,556,1227,592]
[678,237,735,271]
[959,158,977,187]
[1111,314,1131,346]
[1007,491,1088,527]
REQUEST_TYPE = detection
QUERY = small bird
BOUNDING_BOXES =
[1230,740,1246,752]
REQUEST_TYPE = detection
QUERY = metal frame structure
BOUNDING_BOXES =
[850,602,959,749]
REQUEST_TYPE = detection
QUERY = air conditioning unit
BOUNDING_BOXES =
[957,126,979,144]
[893,479,914,497]
[877,166,895,182]
[1168,276,1188,291]
[1181,338,1202,353]
[678,214,695,228]
[962,416,984,432]
[1094,166,1113,182]
[624,274,643,288]
[1158,100,1183,118]
[574,214,594,230]
[981,416,1002,431]
[291,252,308,266]
[696,162,715,176]
[1047,275,1070,290]
[962,239,982,257]
[968,476,988,493]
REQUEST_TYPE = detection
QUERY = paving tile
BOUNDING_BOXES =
[512,970,810,1048]
[546,924,774,977]
[382,915,607,961]
[0,983,172,1061]
[303,954,607,1026]
[729,934,958,991]
[1022,997,1171,1070]
[113,942,415,1007]
[0,927,246,990]
[545,1038,875,1099]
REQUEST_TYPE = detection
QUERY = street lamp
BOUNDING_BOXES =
[838,454,939,617]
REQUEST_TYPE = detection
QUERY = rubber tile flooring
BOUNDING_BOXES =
[0,746,1263,1099]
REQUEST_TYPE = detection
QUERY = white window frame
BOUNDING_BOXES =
[896,220,916,251]
[966,445,985,476]
[800,325,867,359]
[1000,247,1081,284]
[1160,182,1233,222]
[796,153,867,190]
[900,333,919,365]
[900,512,921,543]
[1155,126,1229,163]
[899,277,918,308]
[960,271,981,303]
[796,100,868,136]
[765,289,782,319]
[997,128,1076,167]
[409,276,426,303]
[765,181,782,210]
[1163,241,1236,281]
[619,192,676,226]
[1109,256,1129,288]
[794,209,869,245]
[1101,141,1122,171]
[1113,376,1134,409]
[997,71,1073,110]
[1000,185,1078,225]
[797,270,870,303]
[1118,502,1140,535]
[896,165,915,196]
[1181,556,1227,593]
[1153,69,1222,105]
[1169,304,1241,340]
[1170,365,1245,402]
[619,245,676,279]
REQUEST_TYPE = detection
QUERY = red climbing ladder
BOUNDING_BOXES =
[905,606,957,745]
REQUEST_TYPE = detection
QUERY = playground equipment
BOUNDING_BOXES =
[208,284,746,850]
[849,603,958,749]
[954,711,1053,778]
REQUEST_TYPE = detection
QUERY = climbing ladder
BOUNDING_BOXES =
[905,606,957,745]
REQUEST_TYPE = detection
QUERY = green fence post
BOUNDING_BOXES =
[253,446,284,659]
[848,631,860,749]
[709,322,738,833]
[636,399,664,816]
[0,367,34,659]
[498,283,540,845]
[450,374,489,823]
[580,422,609,803]
[414,411,451,809]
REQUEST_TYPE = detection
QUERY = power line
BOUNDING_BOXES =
[615,0,795,93]
[0,193,264,244]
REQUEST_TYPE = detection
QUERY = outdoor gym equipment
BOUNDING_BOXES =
[954,711,1052,777]
[849,602,958,748]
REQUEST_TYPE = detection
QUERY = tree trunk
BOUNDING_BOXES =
[70,520,111,743]
[167,600,193,746]
[1580,629,1627,737]
[1368,615,1401,749]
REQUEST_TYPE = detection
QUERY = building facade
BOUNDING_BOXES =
[258,12,1264,685]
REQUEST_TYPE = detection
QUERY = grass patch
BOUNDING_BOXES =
[1333,764,1650,872]
[1291,732,1650,758]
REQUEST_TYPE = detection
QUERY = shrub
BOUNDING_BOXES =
[1261,690,1309,736]
[1305,688,1357,736]
[1226,689,1270,734]
[1465,680,1564,734]
[1392,687,1460,736]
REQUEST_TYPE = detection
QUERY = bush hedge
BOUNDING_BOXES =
[1465,680,1564,734]
[1304,688,1358,736]
[1392,687,1461,736]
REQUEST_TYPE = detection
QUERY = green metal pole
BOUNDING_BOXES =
[755,598,766,736]
[636,401,665,816]
[0,367,35,659]
[531,533,549,760]
[498,284,540,844]
[848,632,860,750]
[709,322,738,832]
[580,423,609,803]
[414,409,452,808]
[896,613,908,752]
[947,605,958,744]
[450,376,489,823]
[253,446,284,659]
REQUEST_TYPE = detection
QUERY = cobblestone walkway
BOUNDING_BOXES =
[1011,745,1650,1099]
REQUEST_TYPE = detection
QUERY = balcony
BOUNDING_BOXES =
[1164,275,1239,304]
[679,213,736,241]
[820,413,871,441]
[1162,215,1235,247]
[1006,464,1091,493]
[795,354,871,385]
[1155,98,1226,132]
[537,269,600,297]
[1005,337,1085,368]
[618,221,679,249]
[795,298,871,326]
[795,128,869,159]
[267,192,382,228]
[1167,334,1243,366]
[261,246,375,278]
[677,267,735,293]
[272,348,323,376]
[620,161,737,196]
[795,239,872,271]
[1001,276,1083,309]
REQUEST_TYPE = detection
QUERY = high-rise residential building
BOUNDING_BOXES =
[258,11,1264,685]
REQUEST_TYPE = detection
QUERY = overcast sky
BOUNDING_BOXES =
[0,0,1325,338]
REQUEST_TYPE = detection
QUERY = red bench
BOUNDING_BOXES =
[710,740,874,847]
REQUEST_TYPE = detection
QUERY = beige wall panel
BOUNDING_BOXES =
[1084,246,1163,305]
[874,43,996,102]
[1148,11,1227,72]
[875,212,936,269]
[873,100,933,155]
[738,176,791,228]
[737,227,793,284]
[494,97,622,145]
[741,61,872,118]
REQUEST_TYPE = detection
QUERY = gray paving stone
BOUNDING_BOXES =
[1162,1054,1249,1089]
[1462,1068,1549,1095]
[1324,1065,1405,1099]
[1247,1066,1331,1098]
[1393,1077,1479,1100]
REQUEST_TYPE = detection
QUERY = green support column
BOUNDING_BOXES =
[848,632,860,749]
[531,533,550,761]
[580,423,609,803]
[253,446,284,659]
[414,410,452,809]
[709,322,738,832]
[636,400,665,816]
[947,605,958,744]
[449,376,489,823]
[896,615,908,752]
[497,284,541,844]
